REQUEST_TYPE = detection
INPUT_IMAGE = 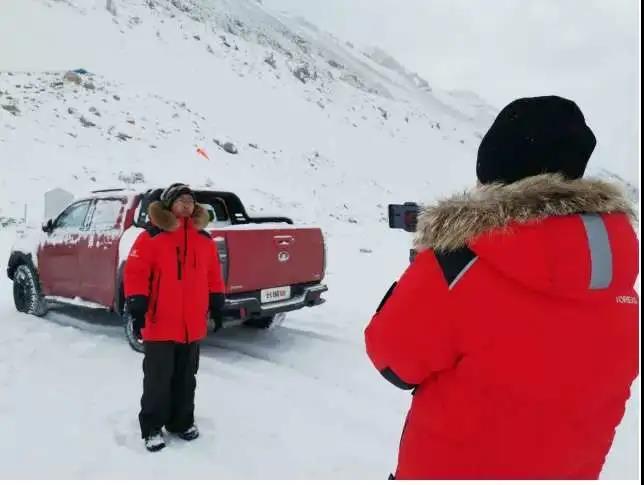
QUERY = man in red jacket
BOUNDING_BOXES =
[125,183,225,452]
[366,96,639,479]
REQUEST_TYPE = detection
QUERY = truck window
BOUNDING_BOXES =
[54,201,91,230]
[136,191,235,228]
[201,198,231,228]
[89,199,125,231]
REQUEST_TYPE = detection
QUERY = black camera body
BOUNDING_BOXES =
[388,202,421,262]
[388,202,420,233]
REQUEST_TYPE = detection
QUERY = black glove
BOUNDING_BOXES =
[209,293,225,332]
[127,295,148,339]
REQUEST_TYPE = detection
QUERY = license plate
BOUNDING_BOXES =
[261,286,291,304]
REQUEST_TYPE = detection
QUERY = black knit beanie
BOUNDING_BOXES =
[160,183,194,209]
[476,96,596,185]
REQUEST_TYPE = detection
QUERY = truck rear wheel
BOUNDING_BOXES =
[123,310,144,353]
[13,264,48,317]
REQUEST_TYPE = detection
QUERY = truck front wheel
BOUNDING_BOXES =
[13,264,48,317]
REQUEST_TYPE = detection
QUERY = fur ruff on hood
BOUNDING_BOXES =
[148,201,210,232]
[414,173,637,252]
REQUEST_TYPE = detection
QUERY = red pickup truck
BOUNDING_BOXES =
[7,187,327,351]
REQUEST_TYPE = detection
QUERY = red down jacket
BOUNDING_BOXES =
[365,175,639,479]
[124,202,225,343]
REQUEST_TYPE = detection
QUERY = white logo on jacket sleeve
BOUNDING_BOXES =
[616,295,638,305]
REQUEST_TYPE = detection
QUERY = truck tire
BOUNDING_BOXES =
[13,264,48,317]
[243,313,285,329]
[123,310,144,353]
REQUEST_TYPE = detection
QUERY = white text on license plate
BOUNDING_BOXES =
[261,286,291,303]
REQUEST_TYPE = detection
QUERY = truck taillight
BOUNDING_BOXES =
[214,236,229,284]
[322,236,327,278]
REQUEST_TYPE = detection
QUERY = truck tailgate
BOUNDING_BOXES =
[216,227,325,294]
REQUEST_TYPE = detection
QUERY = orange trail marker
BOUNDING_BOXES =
[196,147,210,160]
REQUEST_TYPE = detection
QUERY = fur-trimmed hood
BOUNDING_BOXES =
[148,201,210,232]
[415,174,637,252]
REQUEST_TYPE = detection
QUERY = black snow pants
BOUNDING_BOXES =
[139,341,200,438]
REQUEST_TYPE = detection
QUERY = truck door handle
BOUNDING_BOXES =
[273,235,295,247]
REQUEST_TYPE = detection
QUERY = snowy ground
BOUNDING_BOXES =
[0,224,639,479]
[0,225,407,479]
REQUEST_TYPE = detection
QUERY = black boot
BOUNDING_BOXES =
[171,424,200,441]
[144,430,166,452]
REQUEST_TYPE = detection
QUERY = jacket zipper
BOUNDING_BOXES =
[151,274,162,321]
[183,219,189,343]
[184,221,188,261]
[176,247,182,280]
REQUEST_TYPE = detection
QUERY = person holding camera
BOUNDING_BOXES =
[366,96,639,479]
[125,183,226,452]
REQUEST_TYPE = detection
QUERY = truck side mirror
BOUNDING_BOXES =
[42,219,54,234]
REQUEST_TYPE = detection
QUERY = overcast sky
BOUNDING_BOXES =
[264,0,640,182]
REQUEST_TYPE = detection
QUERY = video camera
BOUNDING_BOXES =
[388,203,421,262]
[388,203,420,233]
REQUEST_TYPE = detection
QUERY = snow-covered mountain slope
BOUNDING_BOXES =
[0,0,636,224]
[0,0,639,479]
[0,0,498,223]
